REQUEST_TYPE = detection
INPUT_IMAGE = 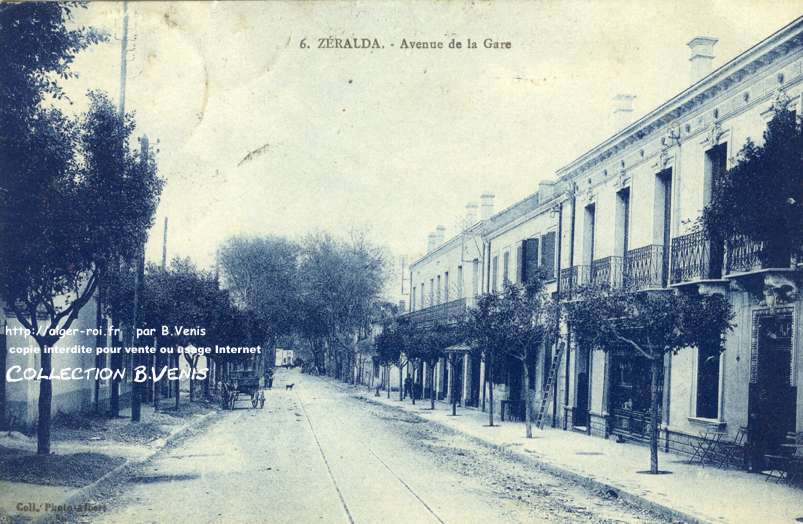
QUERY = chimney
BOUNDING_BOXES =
[688,37,717,83]
[465,202,479,226]
[427,232,438,253]
[435,225,446,246]
[612,94,636,130]
[480,192,495,220]
[538,180,556,200]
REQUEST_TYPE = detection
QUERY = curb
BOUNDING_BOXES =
[35,409,220,524]
[339,379,711,524]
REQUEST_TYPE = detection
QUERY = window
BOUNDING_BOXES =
[472,259,479,296]
[584,204,596,265]
[444,271,449,302]
[430,278,435,305]
[420,283,425,308]
[704,143,727,206]
[616,188,631,257]
[521,238,539,283]
[503,252,510,284]
[540,232,556,280]
[411,287,417,312]
[696,344,720,419]
[491,256,499,292]
[456,266,463,298]
[436,275,441,304]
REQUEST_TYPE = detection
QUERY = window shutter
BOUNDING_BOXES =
[540,232,556,280]
[524,238,539,283]
[516,243,524,283]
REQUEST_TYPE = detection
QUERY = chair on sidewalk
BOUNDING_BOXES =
[716,426,748,469]
[688,427,725,467]
[762,432,803,484]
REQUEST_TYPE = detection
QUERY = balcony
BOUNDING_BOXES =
[670,231,724,285]
[558,265,590,299]
[403,297,467,327]
[623,245,665,290]
[590,256,624,289]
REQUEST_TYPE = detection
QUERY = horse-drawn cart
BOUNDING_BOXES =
[221,370,265,410]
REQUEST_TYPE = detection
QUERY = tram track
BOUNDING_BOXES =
[294,388,447,524]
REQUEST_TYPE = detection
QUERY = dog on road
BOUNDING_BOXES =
[285,383,295,391]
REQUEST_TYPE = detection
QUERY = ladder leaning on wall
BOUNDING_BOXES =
[535,341,567,430]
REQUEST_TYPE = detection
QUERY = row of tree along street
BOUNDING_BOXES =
[371,268,733,474]
[369,102,803,475]
[0,3,392,458]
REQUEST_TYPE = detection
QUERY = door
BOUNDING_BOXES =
[749,312,796,469]
[574,345,591,428]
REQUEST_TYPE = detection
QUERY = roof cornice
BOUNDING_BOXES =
[557,16,803,179]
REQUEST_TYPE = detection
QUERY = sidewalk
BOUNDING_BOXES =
[344,381,803,524]
[0,401,218,522]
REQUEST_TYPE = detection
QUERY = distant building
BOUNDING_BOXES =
[275,348,295,367]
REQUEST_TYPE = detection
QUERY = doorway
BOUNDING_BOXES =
[748,310,796,469]
[574,345,591,429]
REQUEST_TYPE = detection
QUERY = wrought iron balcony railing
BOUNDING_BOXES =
[558,265,590,299]
[402,297,467,326]
[623,245,665,290]
[670,231,723,284]
[724,235,765,275]
[590,256,624,289]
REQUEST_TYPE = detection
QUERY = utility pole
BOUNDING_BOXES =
[161,217,168,270]
[118,0,129,117]
[110,0,129,418]
[131,135,148,422]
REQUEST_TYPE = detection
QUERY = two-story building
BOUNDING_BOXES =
[556,18,803,462]
[400,16,803,467]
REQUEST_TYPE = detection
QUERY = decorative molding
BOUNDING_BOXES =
[750,306,795,385]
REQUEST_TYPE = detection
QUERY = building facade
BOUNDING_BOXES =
[400,17,803,465]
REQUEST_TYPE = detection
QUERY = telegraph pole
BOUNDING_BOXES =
[161,217,168,270]
[131,135,148,422]
[110,0,129,418]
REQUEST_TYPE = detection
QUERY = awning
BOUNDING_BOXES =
[444,343,471,353]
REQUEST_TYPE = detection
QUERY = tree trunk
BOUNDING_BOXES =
[153,351,160,410]
[411,361,416,405]
[174,352,180,411]
[37,343,52,455]
[398,364,403,401]
[481,357,487,413]
[110,325,120,417]
[488,355,495,426]
[0,333,7,429]
[386,364,390,398]
[451,358,457,416]
[94,283,103,413]
[649,356,661,474]
[131,352,142,422]
[523,358,533,438]
[430,361,436,410]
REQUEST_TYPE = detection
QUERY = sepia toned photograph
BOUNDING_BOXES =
[1,1,803,523]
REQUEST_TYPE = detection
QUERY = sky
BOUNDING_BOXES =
[61,1,803,299]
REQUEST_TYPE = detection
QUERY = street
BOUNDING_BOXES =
[79,368,668,524]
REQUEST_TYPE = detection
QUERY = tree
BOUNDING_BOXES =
[0,68,162,457]
[297,231,387,381]
[0,1,102,436]
[564,287,733,473]
[219,236,301,374]
[462,291,506,427]
[700,103,803,265]
[495,276,555,438]
[374,323,402,399]
[413,322,459,410]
